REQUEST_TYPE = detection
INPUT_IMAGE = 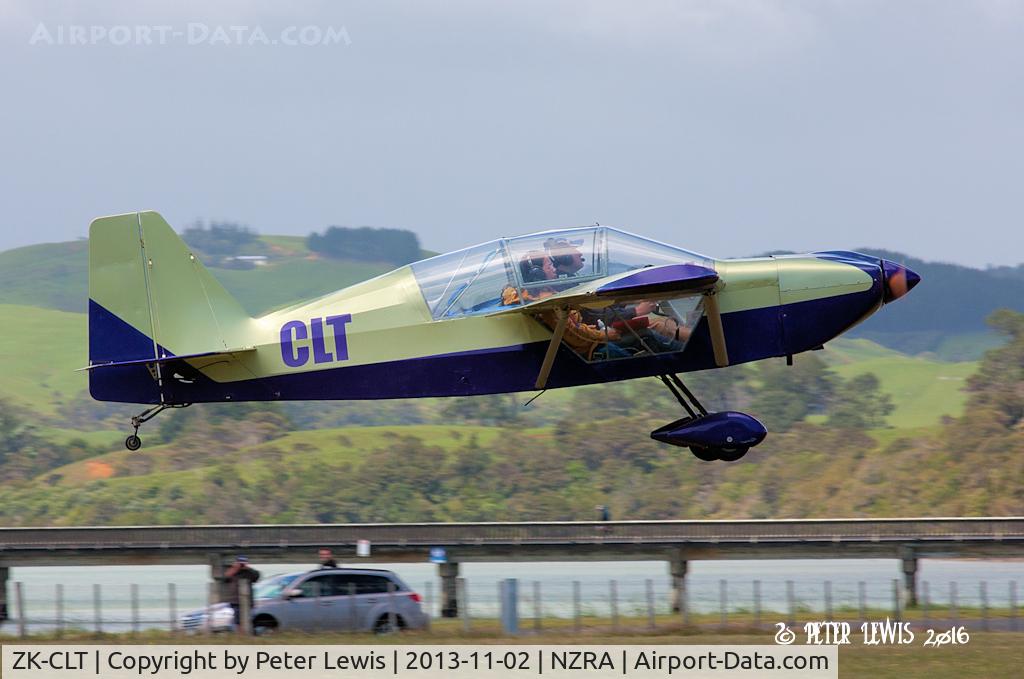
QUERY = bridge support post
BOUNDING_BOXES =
[669,556,688,613]
[439,562,459,618]
[209,554,229,604]
[0,566,8,623]
[901,552,918,608]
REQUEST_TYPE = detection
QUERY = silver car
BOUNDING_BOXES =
[182,568,427,634]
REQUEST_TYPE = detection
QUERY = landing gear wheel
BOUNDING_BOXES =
[122,403,190,451]
[689,446,719,462]
[717,446,749,462]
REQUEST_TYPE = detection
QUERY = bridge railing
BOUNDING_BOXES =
[1,518,1023,550]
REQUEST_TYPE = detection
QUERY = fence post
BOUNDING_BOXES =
[891,579,901,622]
[457,577,470,633]
[950,582,958,626]
[824,581,833,620]
[921,581,929,626]
[980,581,988,632]
[753,580,761,629]
[858,581,866,622]
[1010,581,1018,632]
[500,579,519,636]
[532,581,541,633]
[204,582,215,634]
[168,583,177,634]
[786,580,795,628]
[610,580,619,632]
[387,581,397,635]
[94,583,102,635]
[424,581,432,631]
[348,582,357,632]
[573,581,581,633]
[719,579,728,630]
[646,579,655,630]
[130,584,140,636]
[56,583,64,638]
[15,581,26,638]
[239,580,252,635]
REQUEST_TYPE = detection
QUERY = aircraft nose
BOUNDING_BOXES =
[881,260,921,303]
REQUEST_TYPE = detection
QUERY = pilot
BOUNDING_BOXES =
[633,300,691,345]
[544,237,586,277]
[607,300,689,354]
[501,252,627,360]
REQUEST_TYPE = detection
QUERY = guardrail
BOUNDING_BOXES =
[1,518,1022,550]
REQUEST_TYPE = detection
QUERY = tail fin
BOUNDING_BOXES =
[88,210,251,374]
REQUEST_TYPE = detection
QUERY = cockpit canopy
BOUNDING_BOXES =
[411,226,712,320]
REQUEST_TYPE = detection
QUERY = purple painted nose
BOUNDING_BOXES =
[881,260,921,303]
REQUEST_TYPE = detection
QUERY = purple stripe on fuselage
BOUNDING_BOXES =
[88,281,882,405]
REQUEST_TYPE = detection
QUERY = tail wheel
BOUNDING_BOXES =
[125,435,142,451]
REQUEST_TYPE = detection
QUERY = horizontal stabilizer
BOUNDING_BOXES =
[79,347,256,372]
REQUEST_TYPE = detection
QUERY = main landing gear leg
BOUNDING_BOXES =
[124,403,190,450]
[652,374,766,462]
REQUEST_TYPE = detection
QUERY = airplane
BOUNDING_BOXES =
[85,211,920,461]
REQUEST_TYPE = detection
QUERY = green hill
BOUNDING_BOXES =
[0,302,977,433]
[0,237,392,316]
[822,339,976,428]
[1,237,1019,357]
[0,304,88,417]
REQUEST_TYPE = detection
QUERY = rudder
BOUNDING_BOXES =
[88,211,252,401]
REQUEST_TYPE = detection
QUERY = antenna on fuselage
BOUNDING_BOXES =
[523,390,547,407]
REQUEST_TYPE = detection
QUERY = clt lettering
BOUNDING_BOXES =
[12,651,88,670]
[280,315,352,367]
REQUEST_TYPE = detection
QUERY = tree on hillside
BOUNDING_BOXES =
[826,373,893,429]
[964,309,1024,430]
[307,226,421,266]
[182,221,258,256]
[749,354,835,431]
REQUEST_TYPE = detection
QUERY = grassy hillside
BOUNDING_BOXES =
[822,339,976,427]
[0,237,392,316]
[0,303,978,432]
[1,237,1019,357]
[0,240,88,312]
[41,425,513,488]
[0,304,88,417]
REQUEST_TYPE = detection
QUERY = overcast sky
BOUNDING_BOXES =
[1,1,1021,267]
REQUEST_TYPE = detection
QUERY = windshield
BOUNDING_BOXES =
[253,573,300,599]
[410,227,710,320]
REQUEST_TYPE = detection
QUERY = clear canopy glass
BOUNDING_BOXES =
[411,226,711,320]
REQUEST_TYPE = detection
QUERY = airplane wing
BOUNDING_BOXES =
[488,263,720,314]
[490,263,730,389]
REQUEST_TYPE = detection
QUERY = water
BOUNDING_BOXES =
[5,559,1022,632]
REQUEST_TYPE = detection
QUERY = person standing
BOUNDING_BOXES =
[222,555,260,628]
[317,547,338,569]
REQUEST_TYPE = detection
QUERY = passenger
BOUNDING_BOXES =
[521,250,558,283]
[631,300,691,346]
[501,251,558,306]
[222,556,260,628]
[500,253,626,359]
[317,547,338,569]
